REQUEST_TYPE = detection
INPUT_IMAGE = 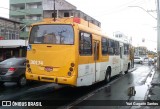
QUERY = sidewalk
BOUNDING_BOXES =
[136,67,160,109]
[147,67,160,100]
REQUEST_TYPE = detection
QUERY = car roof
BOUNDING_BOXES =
[0,57,26,64]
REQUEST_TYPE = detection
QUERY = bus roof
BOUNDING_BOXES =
[30,17,131,45]
[32,17,101,31]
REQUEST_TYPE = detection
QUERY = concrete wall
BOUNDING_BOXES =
[43,0,76,10]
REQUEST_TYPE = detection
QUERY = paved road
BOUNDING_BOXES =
[0,63,154,109]
[63,63,155,109]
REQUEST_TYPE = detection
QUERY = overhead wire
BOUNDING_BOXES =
[0,0,145,18]
[93,0,145,17]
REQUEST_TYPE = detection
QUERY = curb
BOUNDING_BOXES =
[144,67,156,100]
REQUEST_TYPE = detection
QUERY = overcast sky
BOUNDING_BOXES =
[0,0,157,51]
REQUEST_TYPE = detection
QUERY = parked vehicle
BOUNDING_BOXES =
[0,57,27,86]
[154,57,157,63]
[134,56,143,64]
[148,57,155,65]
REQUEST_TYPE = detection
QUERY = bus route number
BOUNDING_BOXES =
[30,60,43,65]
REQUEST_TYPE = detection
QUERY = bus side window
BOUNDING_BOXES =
[124,44,129,55]
[101,37,108,55]
[115,41,120,55]
[79,32,92,55]
[108,39,114,55]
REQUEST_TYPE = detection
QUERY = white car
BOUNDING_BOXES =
[134,57,143,64]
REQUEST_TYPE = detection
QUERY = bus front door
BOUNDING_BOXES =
[93,41,100,82]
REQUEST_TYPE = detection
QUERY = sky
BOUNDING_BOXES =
[0,0,157,51]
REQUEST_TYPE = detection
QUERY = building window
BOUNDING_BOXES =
[20,6,25,10]
[64,12,69,17]
[78,13,80,17]
[9,30,12,39]
[79,32,92,55]
[98,23,100,27]
[6,30,9,39]
[71,13,74,17]
[15,31,19,39]
[19,18,24,21]
[84,16,87,20]
[12,31,15,39]
[1,28,5,37]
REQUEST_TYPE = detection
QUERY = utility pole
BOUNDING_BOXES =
[157,0,160,69]
[53,0,56,21]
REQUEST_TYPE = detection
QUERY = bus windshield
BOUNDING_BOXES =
[29,24,74,45]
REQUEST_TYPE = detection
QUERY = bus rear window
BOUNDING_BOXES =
[29,25,74,44]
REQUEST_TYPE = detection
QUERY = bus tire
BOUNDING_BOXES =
[105,67,111,83]
[125,63,130,74]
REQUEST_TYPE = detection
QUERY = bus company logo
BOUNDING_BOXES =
[2,101,11,106]
[44,66,53,72]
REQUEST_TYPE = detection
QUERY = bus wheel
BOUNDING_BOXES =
[105,68,111,83]
[125,64,130,74]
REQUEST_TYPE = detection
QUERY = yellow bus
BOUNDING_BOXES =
[26,17,131,87]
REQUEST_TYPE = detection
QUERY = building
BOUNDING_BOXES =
[43,0,101,27]
[0,16,21,40]
[10,0,43,39]
[9,0,101,39]
[7,0,100,61]
[113,31,129,43]
[134,46,147,58]
[0,17,27,61]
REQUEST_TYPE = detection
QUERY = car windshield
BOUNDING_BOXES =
[29,24,74,45]
[0,58,25,66]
